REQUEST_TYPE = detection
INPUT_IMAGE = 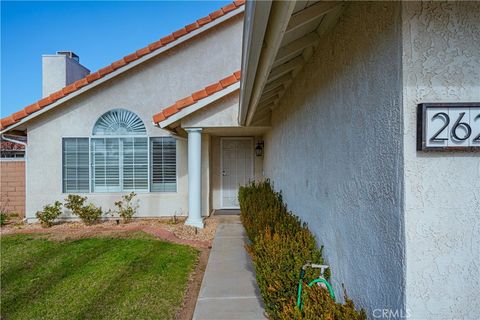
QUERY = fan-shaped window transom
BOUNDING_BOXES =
[93,109,146,135]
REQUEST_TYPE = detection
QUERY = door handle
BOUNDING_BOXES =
[222,170,226,176]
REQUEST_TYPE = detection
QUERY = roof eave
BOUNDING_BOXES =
[158,82,240,129]
[239,0,294,126]
[1,4,245,135]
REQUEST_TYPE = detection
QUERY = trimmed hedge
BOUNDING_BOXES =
[239,180,366,320]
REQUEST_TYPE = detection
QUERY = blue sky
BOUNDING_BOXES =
[1,1,230,117]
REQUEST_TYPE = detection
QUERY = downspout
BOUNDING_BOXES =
[1,134,28,222]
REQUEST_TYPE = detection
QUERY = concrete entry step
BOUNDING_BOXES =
[193,216,267,320]
[213,209,241,215]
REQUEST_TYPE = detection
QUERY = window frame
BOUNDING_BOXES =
[62,137,91,194]
[150,136,178,193]
[61,135,177,194]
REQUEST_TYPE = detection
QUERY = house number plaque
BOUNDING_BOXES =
[417,103,480,151]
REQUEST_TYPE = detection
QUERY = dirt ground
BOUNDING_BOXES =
[175,248,210,320]
[1,215,218,245]
[1,215,220,319]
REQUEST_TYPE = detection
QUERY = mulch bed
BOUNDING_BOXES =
[1,216,219,248]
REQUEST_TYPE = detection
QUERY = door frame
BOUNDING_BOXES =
[220,137,254,209]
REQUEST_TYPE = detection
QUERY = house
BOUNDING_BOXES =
[1,1,478,318]
[1,134,26,215]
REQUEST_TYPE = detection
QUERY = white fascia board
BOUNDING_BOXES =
[239,0,273,126]
[1,6,244,135]
[241,1,296,126]
[159,82,240,128]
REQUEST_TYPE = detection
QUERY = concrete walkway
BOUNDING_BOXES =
[193,216,267,320]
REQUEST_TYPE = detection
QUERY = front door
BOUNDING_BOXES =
[221,138,254,208]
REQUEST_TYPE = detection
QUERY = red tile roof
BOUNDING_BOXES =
[0,0,245,132]
[152,71,241,124]
[1,135,27,151]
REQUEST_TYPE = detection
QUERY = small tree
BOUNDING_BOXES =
[113,192,139,223]
[36,201,62,227]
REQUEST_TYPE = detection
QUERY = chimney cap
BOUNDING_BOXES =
[56,51,79,62]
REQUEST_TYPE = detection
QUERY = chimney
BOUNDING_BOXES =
[42,51,90,97]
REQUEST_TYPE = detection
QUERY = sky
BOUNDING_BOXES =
[1,0,231,117]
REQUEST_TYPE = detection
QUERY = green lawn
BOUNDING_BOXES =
[0,232,198,320]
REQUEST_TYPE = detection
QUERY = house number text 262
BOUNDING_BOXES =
[417,103,480,151]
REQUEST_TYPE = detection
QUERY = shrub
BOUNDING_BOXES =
[1,196,10,226]
[36,201,63,227]
[64,194,87,215]
[79,203,103,225]
[113,192,138,223]
[0,212,7,226]
[64,195,102,225]
[239,180,365,320]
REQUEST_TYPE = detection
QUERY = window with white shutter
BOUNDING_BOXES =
[62,138,89,193]
[151,137,177,192]
[62,110,177,194]
[90,137,148,192]
[122,137,148,191]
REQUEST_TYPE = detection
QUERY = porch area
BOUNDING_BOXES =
[153,81,269,228]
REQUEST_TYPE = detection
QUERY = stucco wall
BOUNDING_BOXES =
[263,2,404,316]
[0,160,26,216]
[402,2,480,318]
[181,91,240,128]
[25,14,243,219]
[42,55,90,98]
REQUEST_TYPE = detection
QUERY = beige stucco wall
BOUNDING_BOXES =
[263,2,404,317]
[182,91,240,128]
[402,2,480,318]
[25,14,243,219]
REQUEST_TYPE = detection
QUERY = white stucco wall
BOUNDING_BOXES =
[25,14,243,219]
[42,54,90,98]
[402,2,480,318]
[263,2,404,317]
[181,91,240,128]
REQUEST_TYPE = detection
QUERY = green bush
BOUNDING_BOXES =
[36,201,63,227]
[0,212,7,226]
[239,180,365,320]
[79,203,102,225]
[113,192,138,223]
[64,195,102,225]
[64,194,87,215]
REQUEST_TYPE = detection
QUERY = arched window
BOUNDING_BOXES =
[92,109,146,136]
[91,109,148,192]
[62,109,177,194]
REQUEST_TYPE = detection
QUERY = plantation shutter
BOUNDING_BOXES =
[122,138,148,191]
[91,138,121,192]
[62,138,89,193]
[151,137,177,192]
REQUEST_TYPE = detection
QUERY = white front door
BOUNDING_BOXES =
[221,138,254,208]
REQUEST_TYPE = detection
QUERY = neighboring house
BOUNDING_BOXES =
[1,1,478,319]
[0,135,26,215]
